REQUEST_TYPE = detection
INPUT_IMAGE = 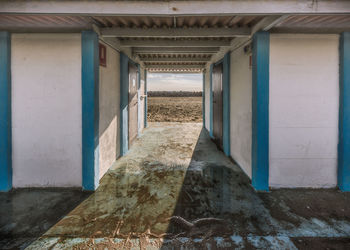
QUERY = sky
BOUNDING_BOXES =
[147,73,203,91]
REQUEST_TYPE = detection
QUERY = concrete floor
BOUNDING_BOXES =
[1,123,350,249]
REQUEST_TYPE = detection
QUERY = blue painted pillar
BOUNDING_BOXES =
[202,70,205,127]
[120,53,129,156]
[222,53,231,156]
[338,32,350,191]
[209,64,214,137]
[81,31,99,191]
[252,31,270,191]
[144,69,148,128]
[0,31,12,192]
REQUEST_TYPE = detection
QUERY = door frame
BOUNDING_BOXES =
[209,52,230,156]
[128,61,139,147]
[120,53,141,156]
[212,62,224,149]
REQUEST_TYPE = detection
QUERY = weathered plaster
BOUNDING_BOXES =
[229,47,252,178]
[99,41,120,179]
[11,33,82,187]
[269,34,339,188]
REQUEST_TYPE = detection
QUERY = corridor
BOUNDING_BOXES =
[1,123,350,249]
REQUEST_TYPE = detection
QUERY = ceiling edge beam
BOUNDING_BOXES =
[120,39,231,47]
[147,70,202,73]
[270,27,350,34]
[141,57,210,62]
[101,27,251,38]
[133,47,220,54]
[1,1,350,15]
[145,64,205,69]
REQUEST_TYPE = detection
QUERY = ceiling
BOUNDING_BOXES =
[1,14,349,72]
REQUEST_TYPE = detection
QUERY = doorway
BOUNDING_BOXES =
[212,63,223,149]
[146,73,203,123]
[128,62,138,147]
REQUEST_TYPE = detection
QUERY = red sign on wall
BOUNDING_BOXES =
[99,43,107,67]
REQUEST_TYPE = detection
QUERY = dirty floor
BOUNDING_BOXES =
[1,123,350,249]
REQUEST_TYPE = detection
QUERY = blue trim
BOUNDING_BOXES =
[81,31,99,191]
[202,71,205,127]
[251,31,270,191]
[120,52,129,156]
[222,53,231,156]
[144,69,148,128]
[210,54,230,156]
[209,64,214,138]
[338,32,350,191]
[120,54,140,155]
[137,64,141,136]
[0,31,12,192]
[137,64,141,88]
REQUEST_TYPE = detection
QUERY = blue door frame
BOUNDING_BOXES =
[209,53,231,156]
[209,64,214,138]
[120,53,141,156]
[144,69,148,128]
[202,71,205,127]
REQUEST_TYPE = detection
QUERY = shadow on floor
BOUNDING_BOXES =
[165,128,255,238]
[0,188,90,249]
[160,127,350,249]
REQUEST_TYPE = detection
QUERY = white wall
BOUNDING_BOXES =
[230,47,252,178]
[269,34,339,188]
[99,41,120,179]
[11,33,82,187]
[204,66,211,131]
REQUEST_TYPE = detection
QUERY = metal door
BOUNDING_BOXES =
[128,63,138,147]
[212,63,223,149]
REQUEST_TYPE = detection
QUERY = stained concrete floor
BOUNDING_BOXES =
[1,123,350,249]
